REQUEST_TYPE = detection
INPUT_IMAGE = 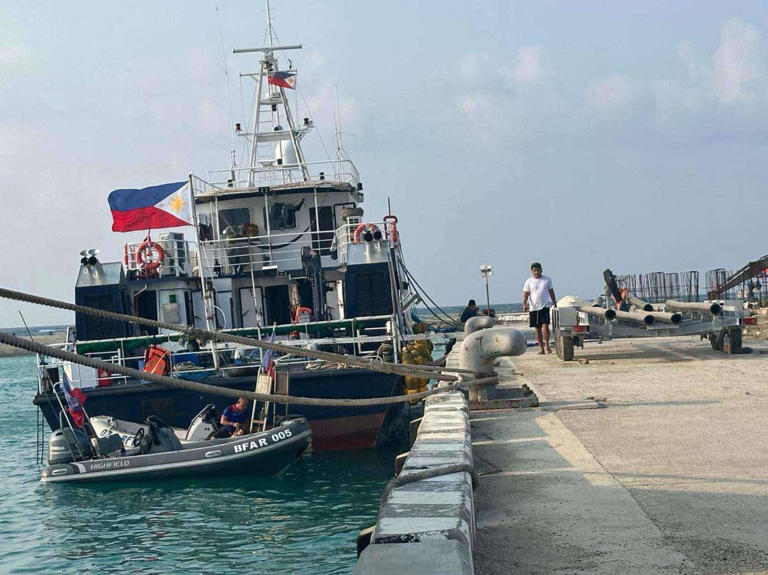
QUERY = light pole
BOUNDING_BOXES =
[480,264,493,313]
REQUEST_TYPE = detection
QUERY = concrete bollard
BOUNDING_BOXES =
[464,316,494,335]
[460,328,527,401]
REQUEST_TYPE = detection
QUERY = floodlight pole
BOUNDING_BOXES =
[484,274,491,312]
[480,264,493,312]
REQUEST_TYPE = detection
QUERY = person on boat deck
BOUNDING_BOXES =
[522,262,557,355]
[460,299,480,323]
[212,397,250,438]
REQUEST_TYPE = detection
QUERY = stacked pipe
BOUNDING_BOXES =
[628,295,654,312]
[615,309,655,326]
[644,310,682,324]
[577,306,617,321]
[665,299,722,316]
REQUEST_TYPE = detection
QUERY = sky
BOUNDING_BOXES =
[1,1,768,326]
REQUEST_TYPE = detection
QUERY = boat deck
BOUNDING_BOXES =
[472,335,768,573]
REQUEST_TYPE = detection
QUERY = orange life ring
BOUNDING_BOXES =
[383,215,399,245]
[293,306,312,323]
[136,240,165,271]
[353,222,381,243]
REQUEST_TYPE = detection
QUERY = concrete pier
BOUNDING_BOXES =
[472,334,768,573]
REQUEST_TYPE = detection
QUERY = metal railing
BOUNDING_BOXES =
[197,220,397,274]
[124,239,198,278]
[36,313,401,393]
[201,159,360,191]
[199,228,320,274]
[335,221,399,263]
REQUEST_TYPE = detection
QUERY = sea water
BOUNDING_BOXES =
[0,355,392,574]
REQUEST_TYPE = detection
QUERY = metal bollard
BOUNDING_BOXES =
[464,316,494,335]
[460,327,526,401]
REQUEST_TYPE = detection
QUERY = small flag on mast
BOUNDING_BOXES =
[261,326,277,378]
[61,371,87,428]
[268,71,296,90]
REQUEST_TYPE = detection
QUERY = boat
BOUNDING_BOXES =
[41,399,311,484]
[31,2,425,451]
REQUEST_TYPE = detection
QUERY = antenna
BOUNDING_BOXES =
[18,310,34,341]
[334,85,343,160]
[215,3,237,171]
[266,0,274,49]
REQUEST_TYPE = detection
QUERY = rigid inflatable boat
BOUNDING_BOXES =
[41,410,311,484]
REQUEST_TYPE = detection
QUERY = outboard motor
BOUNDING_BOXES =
[185,404,219,441]
[48,427,92,465]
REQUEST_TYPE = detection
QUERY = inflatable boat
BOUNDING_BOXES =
[41,410,311,484]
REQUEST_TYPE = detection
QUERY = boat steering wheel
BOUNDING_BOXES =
[132,427,145,448]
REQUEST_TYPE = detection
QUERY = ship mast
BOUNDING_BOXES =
[234,0,310,186]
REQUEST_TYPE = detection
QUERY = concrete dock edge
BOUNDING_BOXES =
[354,388,476,575]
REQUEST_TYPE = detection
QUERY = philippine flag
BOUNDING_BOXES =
[268,71,296,90]
[61,371,87,428]
[108,181,194,233]
[261,326,277,377]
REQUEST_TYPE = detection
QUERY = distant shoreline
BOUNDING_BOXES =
[0,330,68,358]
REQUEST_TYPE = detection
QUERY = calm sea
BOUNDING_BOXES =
[0,355,392,574]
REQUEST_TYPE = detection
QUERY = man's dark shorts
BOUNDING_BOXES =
[529,307,550,328]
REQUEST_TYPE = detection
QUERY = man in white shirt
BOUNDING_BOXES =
[522,262,557,354]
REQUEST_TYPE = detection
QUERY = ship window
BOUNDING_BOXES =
[218,208,251,232]
[266,202,297,230]
[310,206,335,255]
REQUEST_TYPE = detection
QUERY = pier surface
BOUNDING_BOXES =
[472,335,768,574]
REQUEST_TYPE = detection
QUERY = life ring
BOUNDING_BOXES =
[136,240,165,271]
[383,215,399,245]
[353,223,382,243]
[293,306,312,323]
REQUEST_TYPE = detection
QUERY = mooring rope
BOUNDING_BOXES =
[0,331,495,407]
[0,287,468,382]
[379,462,479,506]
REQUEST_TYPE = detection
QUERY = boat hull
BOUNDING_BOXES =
[34,368,405,451]
[41,419,311,484]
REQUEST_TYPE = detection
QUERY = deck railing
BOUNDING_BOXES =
[123,238,198,278]
[202,159,360,190]
[35,314,401,393]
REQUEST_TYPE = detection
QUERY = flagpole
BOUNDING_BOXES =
[188,174,220,371]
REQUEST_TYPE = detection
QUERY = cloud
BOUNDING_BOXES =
[458,45,548,87]
[453,46,552,124]
[713,18,764,103]
[586,75,631,109]
[458,95,490,119]
[0,44,25,65]
[512,45,545,84]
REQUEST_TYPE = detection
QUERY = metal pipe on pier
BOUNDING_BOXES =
[645,311,682,324]
[628,295,654,312]
[614,309,655,326]
[665,299,722,316]
[577,306,617,321]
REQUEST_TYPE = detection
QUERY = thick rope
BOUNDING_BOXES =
[0,287,467,382]
[380,462,478,506]
[1,331,496,407]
